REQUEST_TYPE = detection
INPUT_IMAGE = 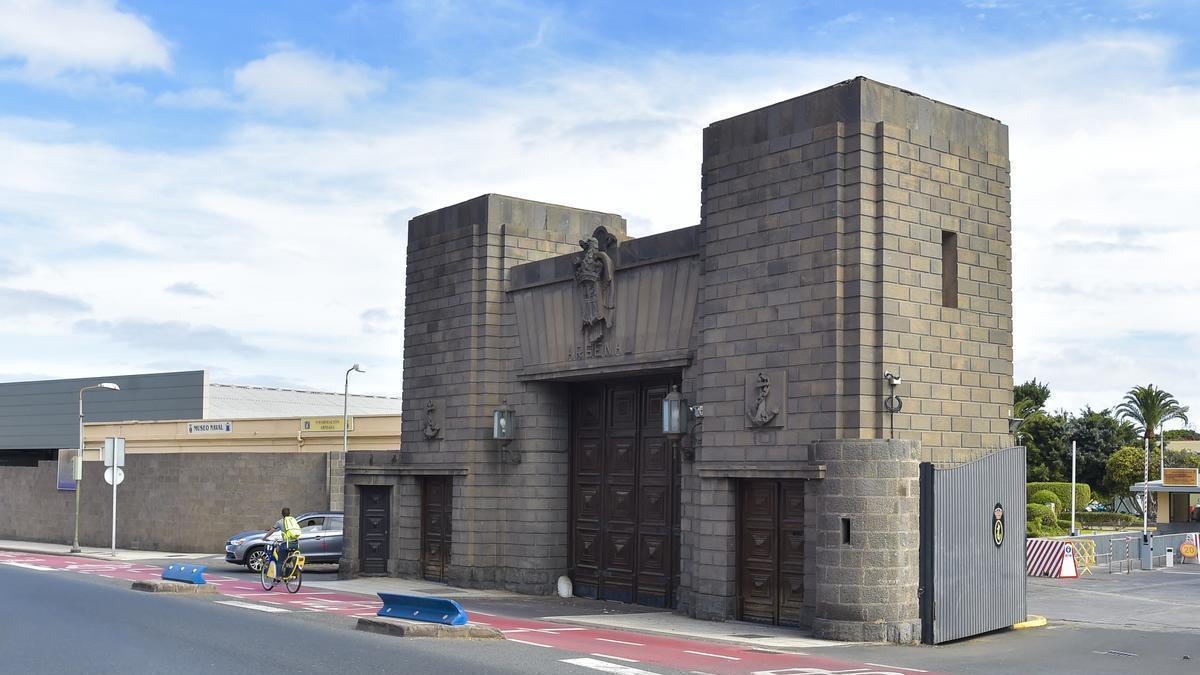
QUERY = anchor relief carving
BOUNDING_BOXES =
[745,370,785,428]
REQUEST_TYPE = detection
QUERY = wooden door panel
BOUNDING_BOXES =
[359,486,390,575]
[421,476,452,583]
[778,481,805,625]
[738,479,806,626]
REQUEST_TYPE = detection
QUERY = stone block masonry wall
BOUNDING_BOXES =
[812,439,920,643]
[866,106,1013,463]
[0,453,328,552]
[396,194,625,593]
[696,77,1011,466]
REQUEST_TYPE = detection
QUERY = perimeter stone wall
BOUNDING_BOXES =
[0,453,328,552]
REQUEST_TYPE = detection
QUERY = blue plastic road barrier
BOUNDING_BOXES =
[377,592,468,626]
[161,563,207,584]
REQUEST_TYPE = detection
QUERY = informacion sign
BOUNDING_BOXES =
[301,416,353,432]
[56,448,80,491]
[1162,467,1199,487]
[187,421,233,434]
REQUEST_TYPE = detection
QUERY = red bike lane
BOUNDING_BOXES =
[0,551,939,675]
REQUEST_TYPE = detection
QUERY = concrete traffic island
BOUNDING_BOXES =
[131,579,218,594]
[355,616,504,639]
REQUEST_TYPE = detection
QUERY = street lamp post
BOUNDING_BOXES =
[343,363,365,453]
[72,382,120,553]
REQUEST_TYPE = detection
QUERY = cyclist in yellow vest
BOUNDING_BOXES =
[261,507,302,573]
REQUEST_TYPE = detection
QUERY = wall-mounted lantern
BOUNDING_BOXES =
[663,386,686,439]
[493,399,518,463]
[662,385,702,461]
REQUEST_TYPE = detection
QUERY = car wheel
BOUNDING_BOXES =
[246,547,268,573]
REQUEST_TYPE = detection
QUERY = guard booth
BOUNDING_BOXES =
[919,446,1027,644]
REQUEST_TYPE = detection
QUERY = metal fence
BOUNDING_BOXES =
[1068,532,1194,573]
[920,446,1027,644]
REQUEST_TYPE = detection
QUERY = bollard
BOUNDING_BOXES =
[1166,547,1174,568]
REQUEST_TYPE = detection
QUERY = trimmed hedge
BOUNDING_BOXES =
[1031,489,1062,513]
[1076,511,1140,527]
[1027,482,1091,509]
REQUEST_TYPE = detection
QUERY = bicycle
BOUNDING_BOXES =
[260,541,304,593]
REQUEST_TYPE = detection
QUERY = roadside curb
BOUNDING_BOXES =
[541,614,845,653]
[132,579,217,594]
[356,616,504,640]
[1012,615,1047,630]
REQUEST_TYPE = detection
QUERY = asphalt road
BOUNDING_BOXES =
[0,562,692,675]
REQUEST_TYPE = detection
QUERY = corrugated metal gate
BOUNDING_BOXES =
[919,446,1027,644]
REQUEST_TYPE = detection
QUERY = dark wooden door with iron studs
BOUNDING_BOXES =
[571,379,677,608]
[358,485,391,575]
[421,476,452,582]
[738,479,805,626]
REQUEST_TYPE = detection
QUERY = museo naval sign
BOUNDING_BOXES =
[187,421,232,434]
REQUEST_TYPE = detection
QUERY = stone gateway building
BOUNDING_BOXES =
[341,77,1016,642]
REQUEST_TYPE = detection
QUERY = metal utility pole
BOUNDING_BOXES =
[72,383,120,553]
[1142,436,1150,538]
[1071,440,1077,536]
[343,364,365,454]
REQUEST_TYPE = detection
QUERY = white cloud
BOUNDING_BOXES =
[155,87,234,109]
[232,48,385,115]
[0,0,170,79]
[1,30,1198,410]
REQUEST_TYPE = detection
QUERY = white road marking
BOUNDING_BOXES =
[1,562,57,571]
[683,650,739,661]
[214,600,291,613]
[866,664,927,673]
[590,653,639,663]
[508,639,554,648]
[560,657,660,674]
[596,637,644,647]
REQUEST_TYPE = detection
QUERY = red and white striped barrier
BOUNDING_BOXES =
[1026,538,1065,577]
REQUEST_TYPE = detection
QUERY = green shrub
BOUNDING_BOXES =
[1076,511,1140,528]
[1031,489,1063,513]
[1056,518,1073,531]
[1027,503,1055,527]
[1027,482,1091,510]
[1027,520,1064,538]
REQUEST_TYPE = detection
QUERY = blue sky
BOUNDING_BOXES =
[0,0,1198,422]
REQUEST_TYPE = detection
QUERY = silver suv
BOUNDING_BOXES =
[224,512,343,572]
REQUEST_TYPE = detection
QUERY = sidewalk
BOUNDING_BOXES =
[0,537,849,651]
[0,539,208,562]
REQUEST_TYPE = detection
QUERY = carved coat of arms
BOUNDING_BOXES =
[573,226,617,346]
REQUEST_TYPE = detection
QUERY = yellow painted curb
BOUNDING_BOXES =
[1012,615,1047,629]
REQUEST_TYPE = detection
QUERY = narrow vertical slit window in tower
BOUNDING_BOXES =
[941,230,958,309]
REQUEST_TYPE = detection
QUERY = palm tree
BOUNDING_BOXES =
[1115,384,1190,446]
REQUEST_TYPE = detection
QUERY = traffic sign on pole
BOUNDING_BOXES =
[103,437,125,467]
[103,436,126,558]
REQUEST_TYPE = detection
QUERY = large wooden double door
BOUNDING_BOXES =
[571,379,678,608]
[738,479,805,626]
